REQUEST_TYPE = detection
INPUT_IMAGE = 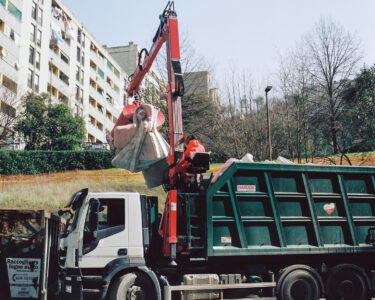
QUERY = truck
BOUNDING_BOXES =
[2,163,375,300]
[2,2,375,300]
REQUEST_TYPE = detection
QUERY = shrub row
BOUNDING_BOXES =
[0,151,113,175]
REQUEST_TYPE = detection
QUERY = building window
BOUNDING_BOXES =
[82,33,85,47]
[75,66,80,81]
[77,29,81,44]
[81,51,85,65]
[29,46,35,65]
[0,101,16,118]
[76,46,80,62]
[28,69,34,89]
[31,2,37,20]
[30,24,36,42]
[60,51,69,64]
[36,30,41,47]
[7,1,22,22]
[75,104,79,117]
[98,67,104,79]
[34,74,39,92]
[59,71,69,85]
[80,88,83,103]
[80,69,84,84]
[98,51,104,61]
[106,93,113,104]
[37,7,43,25]
[36,52,40,69]
[2,75,17,93]
[107,60,113,72]
[75,85,79,101]
[114,67,120,78]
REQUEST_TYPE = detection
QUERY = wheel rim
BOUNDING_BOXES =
[290,279,311,300]
[330,271,366,300]
[337,280,355,299]
[126,285,146,300]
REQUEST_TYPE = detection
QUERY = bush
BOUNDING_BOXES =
[0,151,113,175]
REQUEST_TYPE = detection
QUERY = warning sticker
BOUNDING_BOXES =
[6,258,41,298]
[221,236,232,244]
[237,185,256,192]
[323,203,336,215]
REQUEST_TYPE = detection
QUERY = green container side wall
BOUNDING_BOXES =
[205,162,375,257]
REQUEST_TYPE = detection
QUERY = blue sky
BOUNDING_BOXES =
[64,0,375,89]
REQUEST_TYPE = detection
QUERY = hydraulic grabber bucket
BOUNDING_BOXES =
[108,100,170,188]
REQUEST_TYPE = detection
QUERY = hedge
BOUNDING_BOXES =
[0,151,113,175]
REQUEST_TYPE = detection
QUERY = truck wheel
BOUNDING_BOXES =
[326,264,369,300]
[279,269,320,300]
[109,272,156,300]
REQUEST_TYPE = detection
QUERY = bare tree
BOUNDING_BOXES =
[279,46,316,162]
[305,18,361,154]
[0,87,20,148]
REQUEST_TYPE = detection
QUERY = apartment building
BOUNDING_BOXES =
[0,0,130,146]
[105,42,164,104]
[183,71,221,105]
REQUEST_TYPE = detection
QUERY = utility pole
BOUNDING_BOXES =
[265,86,272,161]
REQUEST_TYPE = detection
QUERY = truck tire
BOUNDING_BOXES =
[326,264,369,300]
[109,272,156,300]
[278,269,320,300]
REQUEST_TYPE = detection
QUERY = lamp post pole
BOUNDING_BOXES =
[265,86,272,161]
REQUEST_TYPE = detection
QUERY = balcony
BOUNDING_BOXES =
[87,122,105,143]
[50,37,70,59]
[51,17,66,35]
[49,72,70,96]
[0,55,18,83]
[88,104,105,124]
[0,31,19,58]
[0,3,21,32]
[9,0,23,15]
[89,86,105,103]
[90,50,106,71]
[49,50,70,77]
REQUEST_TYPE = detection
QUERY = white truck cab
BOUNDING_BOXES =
[57,189,162,300]
[60,190,144,269]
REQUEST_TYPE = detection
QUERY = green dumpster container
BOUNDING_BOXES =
[177,162,375,261]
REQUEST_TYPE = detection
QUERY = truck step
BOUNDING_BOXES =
[82,288,101,300]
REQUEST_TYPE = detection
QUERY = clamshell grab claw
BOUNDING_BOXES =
[109,102,169,187]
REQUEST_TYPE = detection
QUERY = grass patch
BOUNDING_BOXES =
[0,169,166,212]
[0,164,223,212]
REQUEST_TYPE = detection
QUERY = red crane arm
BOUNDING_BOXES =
[114,2,209,263]
[125,1,184,163]
[122,2,185,262]
[125,25,167,98]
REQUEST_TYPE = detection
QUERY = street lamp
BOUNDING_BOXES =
[265,86,272,161]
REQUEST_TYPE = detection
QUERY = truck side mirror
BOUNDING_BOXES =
[88,198,100,240]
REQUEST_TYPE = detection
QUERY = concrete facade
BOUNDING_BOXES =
[183,71,220,105]
[0,0,130,146]
[105,42,163,103]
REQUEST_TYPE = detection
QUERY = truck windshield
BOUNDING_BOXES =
[65,188,88,233]
[69,205,83,233]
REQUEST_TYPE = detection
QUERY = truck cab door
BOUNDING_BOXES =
[79,197,128,268]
